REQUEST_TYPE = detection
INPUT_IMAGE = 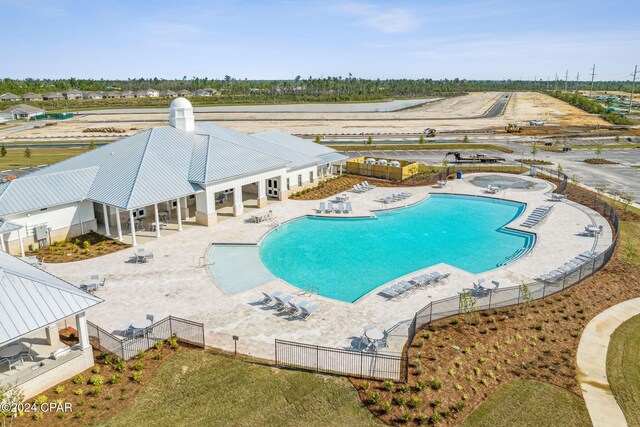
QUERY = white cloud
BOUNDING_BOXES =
[334,2,422,33]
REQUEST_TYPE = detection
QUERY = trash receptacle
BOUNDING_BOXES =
[530,166,537,176]
[456,170,463,179]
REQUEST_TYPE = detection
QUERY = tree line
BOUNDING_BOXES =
[546,90,633,125]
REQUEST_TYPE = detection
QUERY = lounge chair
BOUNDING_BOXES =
[317,202,325,213]
[125,322,146,338]
[90,274,105,286]
[287,300,309,315]
[390,284,407,295]
[473,278,485,287]
[491,280,500,290]
[398,280,416,292]
[380,287,400,299]
[326,202,334,214]
[363,181,377,189]
[353,184,365,193]
[299,304,320,319]
[437,180,446,188]
[259,291,283,305]
[345,202,353,213]
[274,295,295,311]
[438,272,451,283]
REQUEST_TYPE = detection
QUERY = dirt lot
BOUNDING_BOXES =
[0,92,613,140]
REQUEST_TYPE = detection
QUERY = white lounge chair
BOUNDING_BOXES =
[274,295,295,311]
[380,287,399,299]
[299,304,320,319]
[363,181,377,189]
[260,291,283,305]
[317,202,325,213]
[353,184,365,193]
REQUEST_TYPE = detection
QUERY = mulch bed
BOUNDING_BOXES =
[584,158,618,165]
[516,159,554,165]
[25,231,130,263]
[350,183,640,426]
[289,174,403,200]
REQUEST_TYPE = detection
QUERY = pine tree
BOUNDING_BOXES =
[0,144,6,157]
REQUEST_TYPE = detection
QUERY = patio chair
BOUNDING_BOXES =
[359,336,371,351]
[124,322,146,339]
[326,202,334,214]
[375,330,390,349]
[337,202,345,213]
[438,272,451,282]
[491,280,500,290]
[146,314,155,324]
[317,202,325,213]
[345,202,353,213]
[0,356,23,371]
[17,349,33,362]
[473,278,485,287]
[90,274,105,286]
[259,291,283,305]
[79,283,99,293]
[299,303,320,320]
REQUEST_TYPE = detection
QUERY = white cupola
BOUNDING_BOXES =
[169,97,195,132]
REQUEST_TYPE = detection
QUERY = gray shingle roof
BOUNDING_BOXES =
[0,93,20,100]
[0,167,99,216]
[1,104,44,115]
[0,251,102,346]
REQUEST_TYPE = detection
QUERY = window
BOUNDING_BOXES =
[286,178,290,190]
[310,171,314,183]
[132,208,146,218]
[297,174,302,187]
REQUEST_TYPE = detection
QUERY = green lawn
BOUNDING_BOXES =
[462,380,591,427]
[0,147,88,169]
[607,314,640,427]
[326,143,514,153]
[96,350,382,427]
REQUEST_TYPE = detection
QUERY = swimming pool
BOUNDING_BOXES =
[259,194,535,302]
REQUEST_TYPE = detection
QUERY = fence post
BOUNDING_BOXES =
[488,291,493,309]
[275,340,278,365]
[169,317,173,337]
[316,345,319,372]
[542,281,547,298]
[516,286,521,305]
[429,303,433,323]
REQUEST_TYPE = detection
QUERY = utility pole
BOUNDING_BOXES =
[564,70,569,92]
[554,73,558,91]
[629,65,638,114]
[546,77,550,91]
[589,64,596,98]
[576,72,580,91]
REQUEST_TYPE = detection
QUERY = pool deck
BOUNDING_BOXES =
[45,173,613,360]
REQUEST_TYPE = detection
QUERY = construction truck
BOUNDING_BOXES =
[445,152,506,163]
[424,128,436,137]
[505,123,522,133]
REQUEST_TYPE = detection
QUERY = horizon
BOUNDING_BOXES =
[1,0,638,81]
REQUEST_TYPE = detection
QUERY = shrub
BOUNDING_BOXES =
[89,386,102,396]
[398,383,410,393]
[408,396,422,408]
[92,365,101,373]
[381,380,394,391]
[74,411,84,419]
[110,374,122,385]
[132,372,143,383]
[415,338,424,348]
[369,393,380,404]
[74,388,84,396]
[360,381,370,391]
[91,403,98,409]
[32,412,45,421]
[153,351,164,360]
[113,359,126,372]
[415,414,428,425]
[415,367,424,375]
[400,411,411,422]
[33,394,47,405]
[430,377,443,391]
[133,361,143,371]
[454,383,463,391]
[415,380,426,391]
[395,396,406,407]
[167,336,180,349]
[441,409,452,419]
[381,401,393,414]
[422,331,431,340]
[89,375,104,385]
[73,374,84,385]
[105,394,113,400]
[135,350,145,359]
[57,413,65,420]
[452,401,466,412]
[448,368,456,376]
[55,386,65,394]
[153,341,164,350]
[429,413,442,425]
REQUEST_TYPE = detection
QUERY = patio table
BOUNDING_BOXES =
[586,225,600,235]
[150,222,167,231]
[0,343,23,359]
[159,211,171,221]
[365,328,384,341]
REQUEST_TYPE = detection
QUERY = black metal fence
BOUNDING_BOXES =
[87,316,205,360]
[275,339,407,382]
[274,168,619,383]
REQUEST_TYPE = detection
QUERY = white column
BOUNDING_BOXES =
[114,207,123,241]
[102,204,111,237]
[176,198,183,231]
[129,210,137,246]
[17,228,25,257]
[181,196,189,220]
[257,180,267,208]
[233,185,244,216]
[0,233,5,252]
[278,173,288,201]
[154,204,161,238]
[75,312,91,349]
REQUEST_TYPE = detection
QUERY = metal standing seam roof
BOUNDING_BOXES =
[189,134,290,183]
[0,251,102,346]
[252,131,338,156]
[195,124,319,171]
[0,167,99,216]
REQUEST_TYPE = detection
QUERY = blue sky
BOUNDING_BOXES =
[1,0,638,80]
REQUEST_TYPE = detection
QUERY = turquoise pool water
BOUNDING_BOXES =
[259,195,535,302]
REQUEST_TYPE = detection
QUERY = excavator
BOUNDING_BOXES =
[505,123,522,133]
[424,128,436,137]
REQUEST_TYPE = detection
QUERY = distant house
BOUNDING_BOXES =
[160,90,177,97]
[0,93,20,102]
[0,251,102,399]
[105,91,121,99]
[42,92,64,101]
[177,89,191,97]
[0,104,45,120]
[62,89,83,100]
[83,91,103,100]
[120,91,135,98]
[202,88,218,95]
[193,89,210,97]
[22,92,42,101]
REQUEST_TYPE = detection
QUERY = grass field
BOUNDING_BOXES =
[96,350,382,427]
[326,143,514,153]
[461,380,591,427]
[607,314,640,427]
[540,143,640,152]
[0,146,87,169]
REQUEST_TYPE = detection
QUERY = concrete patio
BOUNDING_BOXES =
[44,173,613,360]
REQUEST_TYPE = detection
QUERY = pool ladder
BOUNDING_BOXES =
[303,285,319,296]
